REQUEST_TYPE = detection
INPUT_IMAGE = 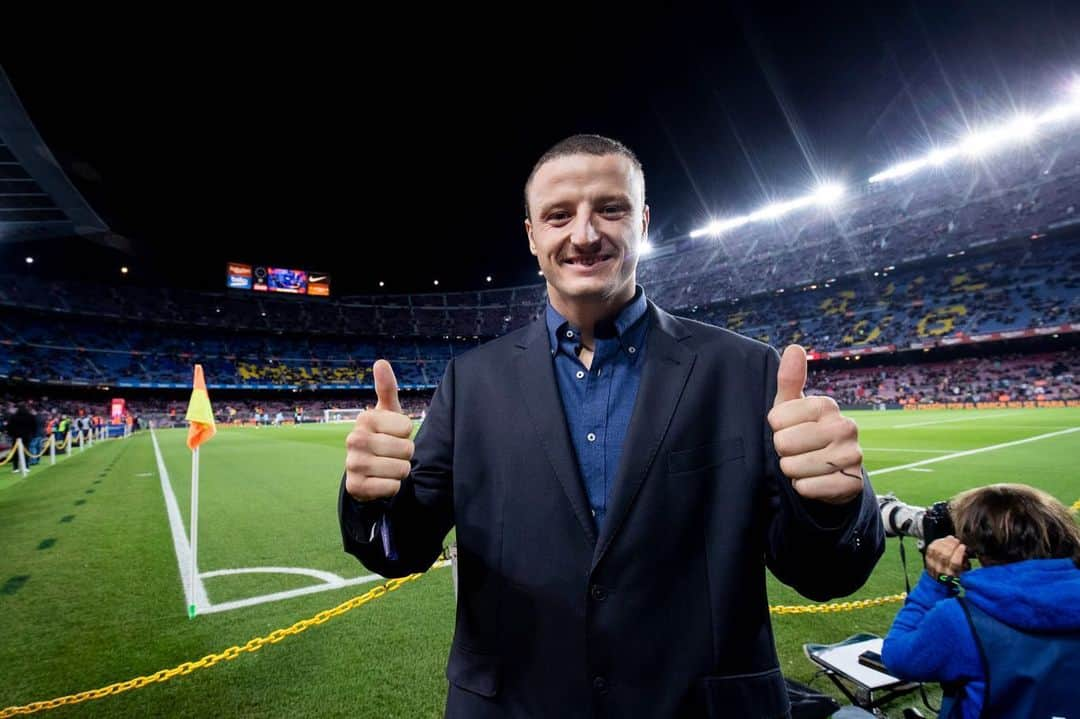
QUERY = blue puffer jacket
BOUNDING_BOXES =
[882,558,1080,719]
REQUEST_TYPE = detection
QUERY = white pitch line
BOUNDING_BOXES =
[200,573,383,615]
[911,424,1078,432]
[864,447,962,454]
[892,413,1016,429]
[908,468,934,473]
[149,428,210,613]
[200,566,345,583]
[151,426,449,615]
[871,427,1080,476]
[199,560,452,615]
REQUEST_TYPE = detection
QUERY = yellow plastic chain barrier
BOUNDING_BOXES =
[6,495,1080,716]
[23,437,53,460]
[770,593,907,615]
[0,573,423,717]
[0,443,17,466]
[53,436,68,451]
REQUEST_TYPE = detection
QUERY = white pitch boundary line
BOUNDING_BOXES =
[149,427,211,613]
[201,566,345,583]
[200,573,383,615]
[864,447,962,454]
[908,468,934,473]
[871,426,1080,476]
[892,412,1017,429]
[199,560,452,615]
[906,424,1080,432]
[151,427,449,616]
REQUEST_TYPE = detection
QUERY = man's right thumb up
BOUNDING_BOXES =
[373,359,403,414]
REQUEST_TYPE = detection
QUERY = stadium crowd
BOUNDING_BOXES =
[1,234,1076,390]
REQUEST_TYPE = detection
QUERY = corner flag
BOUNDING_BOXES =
[185,365,216,450]
[185,364,215,619]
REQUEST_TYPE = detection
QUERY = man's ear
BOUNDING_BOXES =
[525,218,537,256]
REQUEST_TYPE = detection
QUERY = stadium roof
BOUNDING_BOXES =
[2,2,1078,295]
[0,68,117,247]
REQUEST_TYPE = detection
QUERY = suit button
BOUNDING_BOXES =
[593,676,608,693]
[591,584,607,601]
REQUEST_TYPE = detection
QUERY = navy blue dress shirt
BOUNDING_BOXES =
[545,286,649,529]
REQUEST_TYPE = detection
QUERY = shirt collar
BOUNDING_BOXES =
[545,285,649,355]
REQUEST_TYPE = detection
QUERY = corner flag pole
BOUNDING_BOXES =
[184,364,216,619]
[189,446,199,619]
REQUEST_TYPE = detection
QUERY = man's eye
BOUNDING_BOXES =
[548,211,570,222]
[602,205,627,215]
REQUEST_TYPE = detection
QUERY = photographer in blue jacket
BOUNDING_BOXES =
[882,483,1080,718]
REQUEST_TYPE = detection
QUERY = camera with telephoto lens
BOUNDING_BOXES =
[877,493,955,551]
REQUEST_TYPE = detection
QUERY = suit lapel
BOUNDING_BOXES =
[514,319,598,546]
[593,302,696,568]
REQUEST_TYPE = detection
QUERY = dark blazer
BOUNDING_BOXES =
[340,301,884,718]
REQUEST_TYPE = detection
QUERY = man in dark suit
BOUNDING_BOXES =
[339,135,884,718]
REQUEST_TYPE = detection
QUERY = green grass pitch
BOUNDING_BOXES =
[1,408,1077,717]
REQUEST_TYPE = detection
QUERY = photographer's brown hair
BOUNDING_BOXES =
[951,484,1080,568]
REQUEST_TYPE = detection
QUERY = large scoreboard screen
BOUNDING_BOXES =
[227,263,330,297]
[264,267,307,294]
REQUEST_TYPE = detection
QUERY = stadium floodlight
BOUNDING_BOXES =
[433,280,439,286]
[960,129,1003,158]
[748,203,787,222]
[378,280,385,287]
[871,88,1080,183]
[691,183,842,238]
[1038,104,1075,125]
[120,266,129,275]
[869,158,927,183]
[691,215,750,238]
[25,256,33,264]
[1005,114,1038,140]
[485,275,492,282]
[812,183,845,205]
[693,81,1079,236]
[639,240,654,257]
[960,117,1035,157]
[1038,98,1080,126]
[748,196,813,222]
[927,147,959,166]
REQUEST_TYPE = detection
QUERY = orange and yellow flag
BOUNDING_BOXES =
[185,365,216,450]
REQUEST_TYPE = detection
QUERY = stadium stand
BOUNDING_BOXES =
[805,350,1078,406]
[2,95,1078,424]
[0,231,1076,391]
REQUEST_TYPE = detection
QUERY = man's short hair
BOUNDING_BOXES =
[524,134,644,219]
[952,483,1080,567]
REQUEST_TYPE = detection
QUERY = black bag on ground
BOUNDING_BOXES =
[786,677,841,719]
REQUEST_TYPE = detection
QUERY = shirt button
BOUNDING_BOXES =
[586,432,596,442]
[593,676,608,694]
[576,370,585,379]
[627,346,636,354]
[566,330,574,339]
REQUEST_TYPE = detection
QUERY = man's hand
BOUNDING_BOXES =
[925,536,970,579]
[767,345,864,505]
[344,360,414,501]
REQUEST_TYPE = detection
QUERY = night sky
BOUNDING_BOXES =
[4,0,1079,296]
